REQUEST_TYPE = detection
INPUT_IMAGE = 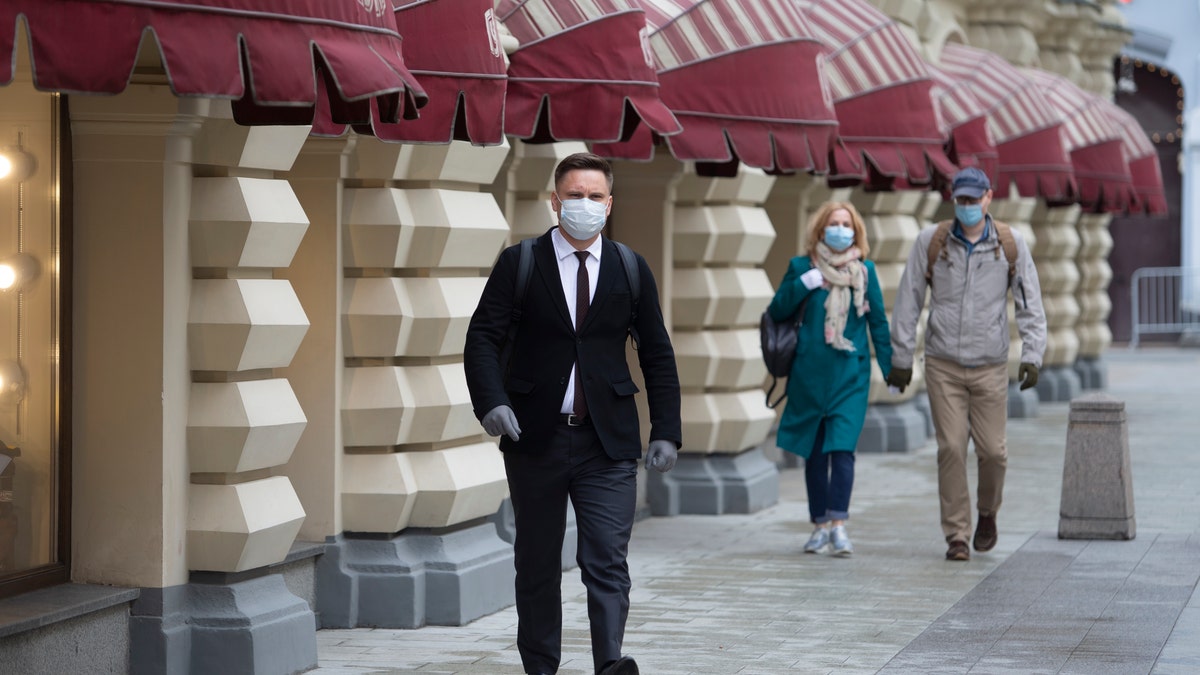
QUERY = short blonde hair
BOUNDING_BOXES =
[804,201,870,258]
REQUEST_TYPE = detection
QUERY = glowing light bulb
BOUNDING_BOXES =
[0,254,38,292]
[0,147,34,182]
[0,155,11,179]
[0,361,23,406]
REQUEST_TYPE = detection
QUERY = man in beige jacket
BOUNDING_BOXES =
[885,167,1047,561]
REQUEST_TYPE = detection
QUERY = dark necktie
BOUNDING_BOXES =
[574,251,589,419]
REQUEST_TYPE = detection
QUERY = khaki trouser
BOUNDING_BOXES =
[923,356,1009,543]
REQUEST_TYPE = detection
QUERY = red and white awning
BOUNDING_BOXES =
[928,63,997,180]
[800,0,956,189]
[1,0,427,127]
[1100,98,1168,215]
[596,0,836,174]
[496,0,681,144]
[937,44,1075,202]
[1025,68,1132,213]
[315,0,508,144]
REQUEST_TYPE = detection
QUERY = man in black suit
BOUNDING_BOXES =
[464,153,682,675]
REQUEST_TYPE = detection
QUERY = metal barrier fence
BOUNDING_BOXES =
[1130,266,1200,348]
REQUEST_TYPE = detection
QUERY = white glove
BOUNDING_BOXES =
[800,268,824,290]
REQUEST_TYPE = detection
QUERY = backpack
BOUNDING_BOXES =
[926,218,1017,284]
[760,296,807,409]
[503,237,641,370]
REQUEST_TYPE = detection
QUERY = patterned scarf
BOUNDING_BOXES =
[813,241,868,352]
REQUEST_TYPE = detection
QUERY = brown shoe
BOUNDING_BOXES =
[946,540,970,561]
[974,514,997,552]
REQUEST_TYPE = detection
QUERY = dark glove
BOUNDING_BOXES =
[1018,363,1039,391]
[646,440,678,473]
[885,367,912,393]
[481,405,521,441]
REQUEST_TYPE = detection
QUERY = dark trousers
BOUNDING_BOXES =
[504,422,637,675]
[805,421,856,524]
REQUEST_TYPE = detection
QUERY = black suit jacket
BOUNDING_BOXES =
[464,229,682,459]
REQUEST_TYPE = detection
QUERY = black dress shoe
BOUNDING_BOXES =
[599,656,639,675]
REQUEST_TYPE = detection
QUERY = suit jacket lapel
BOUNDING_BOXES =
[533,229,573,329]
[582,237,620,333]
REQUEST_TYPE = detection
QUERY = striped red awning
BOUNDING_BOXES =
[928,63,998,180]
[801,0,956,189]
[1026,68,1133,213]
[1,0,427,127]
[314,0,508,144]
[496,0,681,144]
[1100,98,1168,215]
[596,0,837,175]
[937,44,1075,202]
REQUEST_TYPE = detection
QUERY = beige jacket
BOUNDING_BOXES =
[890,216,1047,369]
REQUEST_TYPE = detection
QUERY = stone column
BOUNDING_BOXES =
[1074,213,1114,389]
[647,165,779,516]
[1029,202,1083,402]
[318,139,513,629]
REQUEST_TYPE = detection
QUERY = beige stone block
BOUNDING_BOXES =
[709,391,775,454]
[673,206,715,264]
[187,476,306,572]
[508,141,587,193]
[1044,293,1081,330]
[675,170,716,204]
[354,138,511,184]
[407,443,509,528]
[342,364,474,447]
[342,452,418,533]
[1037,259,1081,296]
[875,0,923,31]
[680,393,718,454]
[710,328,769,390]
[990,196,1038,223]
[1076,259,1112,292]
[1045,325,1080,366]
[1076,290,1112,323]
[511,199,556,241]
[193,103,309,171]
[189,279,310,371]
[673,331,716,389]
[673,206,775,265]
[343,277,485,358]
[1034,221,1081,259]
[705,166,775,204]
[1077,322,1112,359]
[190,177,309,269]
[709,268,774,327]
[851,189,924,216]
[863,213,920,262]
[672,268,718,329]
[188,379,307,474]
[875,261,906,309]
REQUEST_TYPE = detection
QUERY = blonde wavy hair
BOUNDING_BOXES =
[804,201,870,258]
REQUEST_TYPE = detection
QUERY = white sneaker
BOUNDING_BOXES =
[830,524,853,557]
[803,527,830,553]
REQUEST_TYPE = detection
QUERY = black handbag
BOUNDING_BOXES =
[760,296,807,409]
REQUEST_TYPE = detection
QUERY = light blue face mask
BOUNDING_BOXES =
[955,203,984,227]
[823,224,855,251]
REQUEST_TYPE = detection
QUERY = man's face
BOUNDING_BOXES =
[551,169,612,218]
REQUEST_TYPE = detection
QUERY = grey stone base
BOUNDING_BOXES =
[0,585,137,674]
[1007,384,1040,419]
[648,447,778,516]
[130,574,316,675]
[490,497,578,571]
[1035,365,1082,402]
[1058,516,1136,540]
[316,521,514,629]
[856,401,928,453]
[1073,357,1108,390]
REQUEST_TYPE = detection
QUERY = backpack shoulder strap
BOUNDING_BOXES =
[503,238,536,369]
[993,219,1018,282]
[925,220,955,282]
[612,240,642,349]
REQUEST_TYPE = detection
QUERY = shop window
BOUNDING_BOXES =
[0,81,69,598]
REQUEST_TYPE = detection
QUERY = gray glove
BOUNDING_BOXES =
[646,440,678,473]
[481,405,521,441]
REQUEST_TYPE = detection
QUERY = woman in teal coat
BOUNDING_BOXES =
[767,201,892,556]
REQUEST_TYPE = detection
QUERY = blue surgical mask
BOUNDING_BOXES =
[823,224,855,251]
[955,204,984,227]
[558,197,608,240]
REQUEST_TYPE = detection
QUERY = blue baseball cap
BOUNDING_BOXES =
[950,167,991,199]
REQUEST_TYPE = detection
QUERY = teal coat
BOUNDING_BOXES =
[767,256,892,458]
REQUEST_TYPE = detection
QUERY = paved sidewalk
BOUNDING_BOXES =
[314,347,1200,674]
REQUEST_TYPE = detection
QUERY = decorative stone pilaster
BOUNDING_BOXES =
[1074,213,1114,389]
[319,139,514,629]
[649,165,778,515]
[1029,202,1083,402]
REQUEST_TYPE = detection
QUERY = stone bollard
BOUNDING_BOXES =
[1059,393,1136,539]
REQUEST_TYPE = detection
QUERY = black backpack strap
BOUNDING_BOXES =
[612,241,641,349]
[502,238,536,371]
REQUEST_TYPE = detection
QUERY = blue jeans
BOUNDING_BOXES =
[805,422,855,524]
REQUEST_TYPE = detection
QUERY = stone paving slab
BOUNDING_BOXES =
[312,348,1200,674]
